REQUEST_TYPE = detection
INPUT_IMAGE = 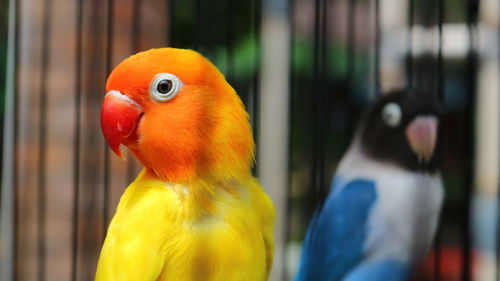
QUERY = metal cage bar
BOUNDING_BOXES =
[102,0,114,240]
[374,0,380,94]
[311,0,327,204]
[346,0,357,97]
[0,0,19,280]
[434,0,445,279]
[407,0,415,89]
[37,0,52,279]
[71,0,84,279]
[462,0,479,280]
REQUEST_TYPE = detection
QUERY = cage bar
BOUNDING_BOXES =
[71,0,84,280]
[0,0,19,280]
[36,0,52,279]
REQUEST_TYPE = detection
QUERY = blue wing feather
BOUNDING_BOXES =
[294,178,378,281]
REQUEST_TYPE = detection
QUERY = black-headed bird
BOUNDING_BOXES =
[295,90,443,281]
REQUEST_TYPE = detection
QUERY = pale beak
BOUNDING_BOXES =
[405,116,438,162]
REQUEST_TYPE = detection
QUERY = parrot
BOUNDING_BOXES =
[97,48,275,281]
[294,90,443,281]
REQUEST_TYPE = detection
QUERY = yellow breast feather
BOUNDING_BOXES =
[95,170,274,281]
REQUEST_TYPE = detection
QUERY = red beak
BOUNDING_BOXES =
[405,116,438,162]
[100,91,143,159]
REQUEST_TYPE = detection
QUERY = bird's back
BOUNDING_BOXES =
[95,170,274,281]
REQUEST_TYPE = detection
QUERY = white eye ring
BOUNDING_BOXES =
[382,102,402,127]
[149,73,184,102]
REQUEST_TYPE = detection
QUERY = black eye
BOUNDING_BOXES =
[157,79,173,94]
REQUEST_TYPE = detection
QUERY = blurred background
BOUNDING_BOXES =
[0,0,498,280]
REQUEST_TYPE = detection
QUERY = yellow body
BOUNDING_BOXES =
[95,169,275,281]
[98,48,274,280]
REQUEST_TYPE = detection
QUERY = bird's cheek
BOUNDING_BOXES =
[100,91,143,159]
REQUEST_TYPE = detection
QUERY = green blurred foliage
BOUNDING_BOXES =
[171,0,258,76]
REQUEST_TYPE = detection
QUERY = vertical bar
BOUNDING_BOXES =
[496,1,500,278]
[463,0,479,280]
[226,0,234,78]
[258,0,290,279]
[195,0,202,49]
[204,0,213,56]
[321,0,327,80]
[0,0,18,279]
[81,1,104,277]
[251,0,261,174]
[285,0,296,275]
[38,0,53,279]
[346,0,356,91]
[128,0,142,183]
[437,0,444,101]
[374,0,380,94]
[71,0,84,279]
[311,0,326,202]
[168,0,176,46]
[311,0,319,204]
[195,0,213,57]
[434,0,444,279]
[102,0,114,238]
[131,0,142,53]
[407,0,414,89]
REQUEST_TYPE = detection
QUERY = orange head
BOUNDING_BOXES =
[101,48,254,183]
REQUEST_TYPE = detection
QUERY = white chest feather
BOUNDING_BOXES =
[336,142,444,263]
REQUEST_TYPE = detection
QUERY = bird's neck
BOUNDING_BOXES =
[141,168,248,221]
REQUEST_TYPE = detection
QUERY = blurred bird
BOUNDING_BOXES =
[294,90,443,281]
[97,48,275,281]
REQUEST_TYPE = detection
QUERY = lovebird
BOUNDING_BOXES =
[294,90,443,281]
[97,48,275,281]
